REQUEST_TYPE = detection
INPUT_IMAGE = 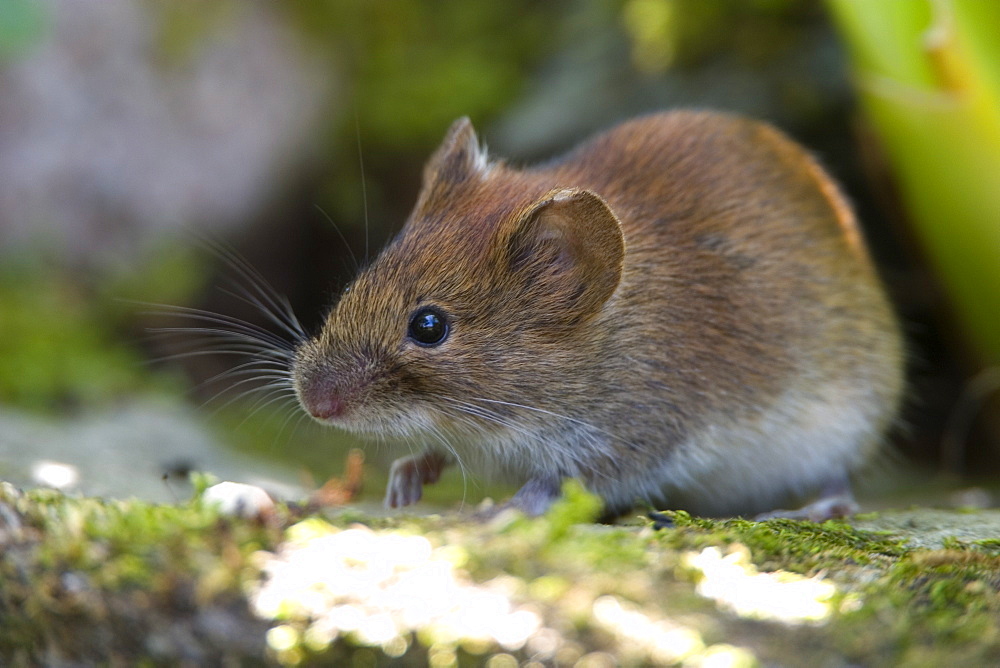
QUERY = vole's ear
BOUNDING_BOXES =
[422,117,490,186]
[503,189,626,317]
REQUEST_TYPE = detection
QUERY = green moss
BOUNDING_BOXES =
[834,551,1000,666]
[648,510,1000,665]
[974,538,1000,554]
[659,510,907,573]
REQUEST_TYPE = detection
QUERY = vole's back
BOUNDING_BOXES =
[534,112,904,515]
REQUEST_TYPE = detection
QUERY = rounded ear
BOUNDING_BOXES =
[504,189,626,316]
[422,117,489,186]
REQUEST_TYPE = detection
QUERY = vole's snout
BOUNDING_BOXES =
[293,357,354,423]
[299,383,347,421]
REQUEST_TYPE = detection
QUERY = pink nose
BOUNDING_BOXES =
[309,395,345,420]
[300,387,348,420]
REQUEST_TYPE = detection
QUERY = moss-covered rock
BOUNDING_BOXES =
[2,480,1000,666]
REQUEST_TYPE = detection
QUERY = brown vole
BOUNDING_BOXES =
[292,111,904,519]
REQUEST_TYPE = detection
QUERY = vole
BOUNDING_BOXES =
[292,110,904,520]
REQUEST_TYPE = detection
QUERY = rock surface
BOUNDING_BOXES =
[0,400,305,502]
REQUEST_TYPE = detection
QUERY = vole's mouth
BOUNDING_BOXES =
[294,387,445,440]
[309,411,439,443]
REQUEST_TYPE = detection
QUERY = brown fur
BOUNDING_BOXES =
[293,110,905,517]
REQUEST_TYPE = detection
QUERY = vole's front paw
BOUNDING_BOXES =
[384,450,448,509]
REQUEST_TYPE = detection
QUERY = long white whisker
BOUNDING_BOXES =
[471,396,630,446]
[355,111,370,265]
[236,389,302,428]
[437,397,541,442]
[195,235,307,340]
[422,424,470,510]
[142,306,296,352]
[148,344,281,359]
[205,372,293,395]
[148,345,291,366]
[239,392,298,442]
[218,285,306,344]
[436,396,630,486]
[202,379,296,417]
[314,204,359,273]
[269,409,312,457]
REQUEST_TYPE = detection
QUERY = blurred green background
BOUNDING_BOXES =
[0,0,996,506]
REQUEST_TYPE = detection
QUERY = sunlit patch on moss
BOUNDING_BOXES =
[250,520,544,662]
[681,545,841,624]
[652,509,1000,664]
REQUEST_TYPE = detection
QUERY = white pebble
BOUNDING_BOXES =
[30,460,80,490]
[203,481,275,519]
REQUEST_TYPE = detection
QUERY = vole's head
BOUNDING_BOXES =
[292,118,625,439]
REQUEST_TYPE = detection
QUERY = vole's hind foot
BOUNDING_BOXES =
[384,450,450,509]
[472,474,564,521]
[509,474,564,516]
[754,495,858,522]
[754,477,858,522]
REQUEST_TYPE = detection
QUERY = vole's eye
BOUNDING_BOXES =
[408,307,449,346]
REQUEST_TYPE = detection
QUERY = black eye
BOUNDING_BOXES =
[408,308,449,346]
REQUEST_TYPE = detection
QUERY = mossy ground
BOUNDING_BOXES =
[1,479,999,666]
[0,480,280,664]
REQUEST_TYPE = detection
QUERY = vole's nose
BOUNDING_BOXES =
[295,372,350,421]
[303,392,346,420]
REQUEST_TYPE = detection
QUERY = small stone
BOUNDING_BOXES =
[203,482,276,521]
[30,460,80,490]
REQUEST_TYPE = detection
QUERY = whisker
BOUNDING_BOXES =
[435,396,632,486]
[355,110,370,265]
[238,390,302,431]
[314,204,359,273]
[437,397,540,442]
[144,339,291,369]
[471,396,629,445]
[194,235,307,341]
[218,285,305,345]
[200,377,296,417]
[261,408,313,458]
[141,304,296,352]
[204,372,293,394]
[423,423,470,510]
